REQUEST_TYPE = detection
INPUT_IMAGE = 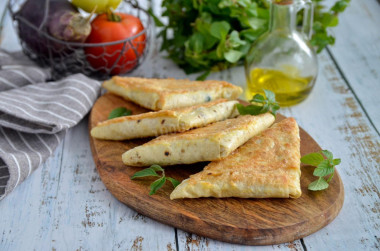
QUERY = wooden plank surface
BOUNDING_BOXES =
[0,0,379,250]
[325,0,380,132]
[0,138,65,250]
[0,120,178,251]
[49,119,177,250]
[174,52,380,251]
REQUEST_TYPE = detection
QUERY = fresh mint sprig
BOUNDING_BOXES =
[131,164,180,195]
[236,89,280,116]
[108,107,132,119]
[301,150,341,191]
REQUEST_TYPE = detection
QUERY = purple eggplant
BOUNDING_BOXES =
[16,0,91,59]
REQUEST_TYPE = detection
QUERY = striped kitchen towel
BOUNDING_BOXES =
[0,50,101,200]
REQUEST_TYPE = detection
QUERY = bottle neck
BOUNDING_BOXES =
[269,2,296,33]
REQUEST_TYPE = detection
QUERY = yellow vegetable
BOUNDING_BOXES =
[71,0,122,14]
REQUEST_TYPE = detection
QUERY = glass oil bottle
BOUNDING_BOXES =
[245,0,318,106]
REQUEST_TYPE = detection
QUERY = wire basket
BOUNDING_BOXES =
[8,0,152,80]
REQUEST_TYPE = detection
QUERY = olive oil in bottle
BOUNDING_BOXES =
[244,0,318,106]
[245,67,315,106]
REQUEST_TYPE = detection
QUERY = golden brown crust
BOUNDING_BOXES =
[152,115,260,142]
[94,99,231,127]
[110,76,239,93]
[97,110,176,127]
[122,113,275,166]
[91,99,240,140]
[170,118,301,199]
[102,76,243,110]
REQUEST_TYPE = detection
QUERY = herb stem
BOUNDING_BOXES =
[327,173,334,183]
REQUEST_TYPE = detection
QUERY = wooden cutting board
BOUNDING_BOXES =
[89,93,344,245]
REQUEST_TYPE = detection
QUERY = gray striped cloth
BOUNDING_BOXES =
[0,49,101,200]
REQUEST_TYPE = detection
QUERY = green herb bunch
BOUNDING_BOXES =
[151,0,350,79]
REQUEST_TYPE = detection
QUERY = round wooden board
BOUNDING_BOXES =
[89,93,344,245]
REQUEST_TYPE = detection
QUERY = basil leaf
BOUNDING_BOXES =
[108,107,132,119]
[149,177,167,195]
[131,168,159,179]
[313,159,334,177]
[167,177,180,188]
[301,152,324,166]
[308,177,329,191]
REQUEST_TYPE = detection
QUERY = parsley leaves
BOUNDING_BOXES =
[131,165,180,195]
[301,150,341,191]
[237,89,280,116]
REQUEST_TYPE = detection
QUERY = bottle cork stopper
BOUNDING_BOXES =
[273,0,293,5]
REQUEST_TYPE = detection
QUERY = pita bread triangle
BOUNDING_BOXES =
[170,117,301,199]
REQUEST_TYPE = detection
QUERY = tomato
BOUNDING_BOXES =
[71,0,122,14]
[85,13,146,75]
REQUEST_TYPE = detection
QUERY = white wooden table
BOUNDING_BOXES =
[1,1,379,250]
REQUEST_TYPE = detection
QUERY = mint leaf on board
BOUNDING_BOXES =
[308,177,329,191]
[131,165,180,195]
[263,89,275,103]
[333,159,341,165]
[313,159,334,177]
[149,177,167,195]
[150,164,164,172]
[236,103,263,115]
[237,89,280,116]
[321,150,333,161]
[300,152,325,166]
[301,149,341,191]
[131,167,159,179]
[167,177,180,188]
[108,107,132,119]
